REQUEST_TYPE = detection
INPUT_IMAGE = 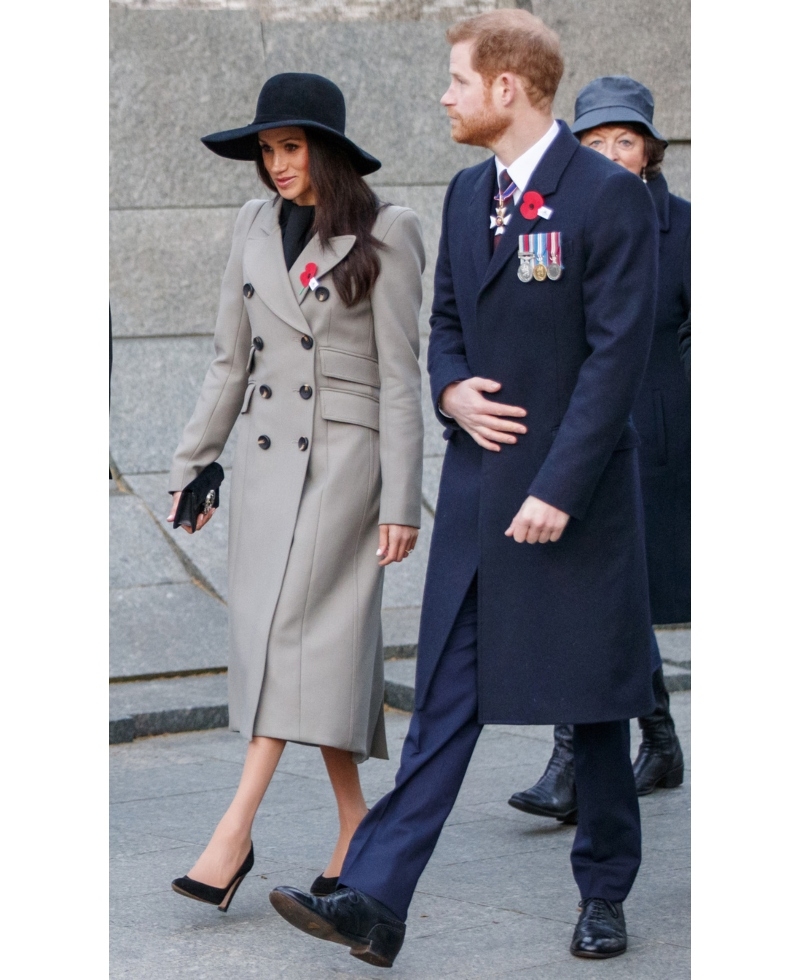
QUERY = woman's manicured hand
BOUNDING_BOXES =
[377,524,419,566]
[167,491,216,534]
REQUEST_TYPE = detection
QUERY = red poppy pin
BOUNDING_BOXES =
[300,262,319,290]
[519,191,545,220]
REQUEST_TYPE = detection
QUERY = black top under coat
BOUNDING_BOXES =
[279,199,316,271]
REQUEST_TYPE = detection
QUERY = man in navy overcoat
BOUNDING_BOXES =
[271,10,659,966]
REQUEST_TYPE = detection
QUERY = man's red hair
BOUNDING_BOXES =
[447,10,564,110]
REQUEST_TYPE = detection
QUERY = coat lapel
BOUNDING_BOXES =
[243,199,355,332]
[244,201,310,334]
[290,233,356,307]
[470,159,496,278]
[481,122,580,293]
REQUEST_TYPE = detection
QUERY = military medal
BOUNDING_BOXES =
[491,176,518,241]
[517,234,534,282]
[546,231,563,280]
[533,232,548,281]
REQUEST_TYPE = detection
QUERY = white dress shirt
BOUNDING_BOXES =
[495,119,560,201]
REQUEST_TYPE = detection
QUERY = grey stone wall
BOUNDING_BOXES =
[110,2,689,633]
[110,1,501,19]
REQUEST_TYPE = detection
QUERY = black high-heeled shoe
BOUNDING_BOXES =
[171,843,254,912]
[310,873,339,896]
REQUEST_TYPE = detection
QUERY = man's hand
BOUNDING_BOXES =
[505,495,570,544]
[440,377,527,452]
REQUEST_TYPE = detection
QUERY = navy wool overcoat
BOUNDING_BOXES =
[419,122,659,725]
[632,174,691,625]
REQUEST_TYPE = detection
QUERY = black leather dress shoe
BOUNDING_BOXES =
[570,898,627,958]
[270,885,405,968]
[633,667,684,796]
[508,724,578,823]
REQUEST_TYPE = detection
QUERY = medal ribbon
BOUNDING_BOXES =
[491,170,518,242]
[548,231,562,268]
[535,232,547,264]
[518,234,535,254]
[494,181,518,207]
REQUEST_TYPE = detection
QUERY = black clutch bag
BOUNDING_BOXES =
[172,462,225,532]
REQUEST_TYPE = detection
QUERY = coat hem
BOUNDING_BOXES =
[231,722,389,762]
[476,704,656,726]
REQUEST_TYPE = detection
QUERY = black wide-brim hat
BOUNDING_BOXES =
[201,72,381,176]
[571,75,667,143]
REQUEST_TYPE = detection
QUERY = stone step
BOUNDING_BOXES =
[662,660,692,692]
[109,652,420,744]
[383,657,417,713]
[111,653,691,744]
[110,673,229,744]
[384,657,693,710]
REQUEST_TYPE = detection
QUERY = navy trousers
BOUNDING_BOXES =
[340,578,642,921]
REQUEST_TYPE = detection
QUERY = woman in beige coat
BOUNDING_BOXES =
[167,73,424,911]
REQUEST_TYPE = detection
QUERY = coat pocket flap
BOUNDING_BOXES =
[614,425,641,451]
[319,347,380,387]
[240,382,256,414]
[319,387,380,431]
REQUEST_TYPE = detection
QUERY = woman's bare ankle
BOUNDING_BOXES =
[187,822,252,886]
[322,814,367,877]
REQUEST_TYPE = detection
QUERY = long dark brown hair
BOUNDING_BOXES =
[256,129,384,307]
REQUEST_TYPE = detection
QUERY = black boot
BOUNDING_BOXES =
[508,724,578,822]
[633,667,684,795]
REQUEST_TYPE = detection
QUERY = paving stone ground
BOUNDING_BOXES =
[110,692,690,979]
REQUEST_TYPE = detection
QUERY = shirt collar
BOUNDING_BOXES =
[495,119,560,196]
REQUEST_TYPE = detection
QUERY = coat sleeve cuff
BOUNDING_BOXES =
[431,362,471,433]
[526,472,588,522]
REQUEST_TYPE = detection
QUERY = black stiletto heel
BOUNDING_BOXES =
[171,843,254,912]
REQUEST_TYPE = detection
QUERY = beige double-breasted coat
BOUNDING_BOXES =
[169,198,424,761]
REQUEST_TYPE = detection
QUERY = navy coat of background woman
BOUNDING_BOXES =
[633,163,690,625]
